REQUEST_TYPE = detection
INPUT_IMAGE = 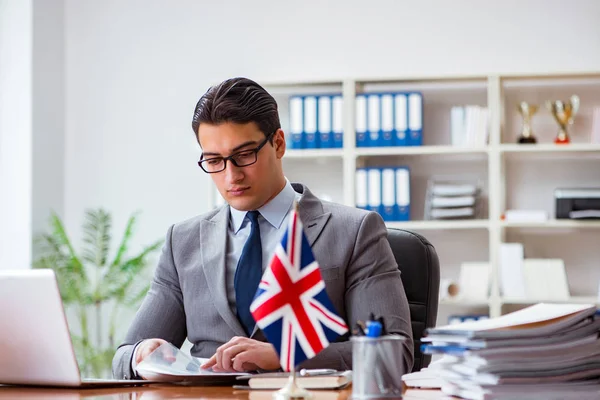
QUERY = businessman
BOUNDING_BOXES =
[112,77,413,378]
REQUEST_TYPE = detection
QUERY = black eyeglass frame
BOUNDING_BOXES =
[197,131,276,173]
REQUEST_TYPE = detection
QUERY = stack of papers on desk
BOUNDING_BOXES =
[421,303,600,399]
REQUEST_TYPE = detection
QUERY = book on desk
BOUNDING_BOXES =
[236,370,352,390]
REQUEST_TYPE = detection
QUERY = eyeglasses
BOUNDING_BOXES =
[198,131,275,173]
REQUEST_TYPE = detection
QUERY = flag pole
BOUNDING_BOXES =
[273,366,312,400]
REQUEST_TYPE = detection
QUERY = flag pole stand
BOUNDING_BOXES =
[273,368,313,400]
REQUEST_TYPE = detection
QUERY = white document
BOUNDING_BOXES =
[504,209,548,223]
[522,259,570,301]
[432,303,596,334]
[499,243,527,299]
[431,196,475,208]
[431,184,477,196]
[136,342,250,383]
[430,207,474,219]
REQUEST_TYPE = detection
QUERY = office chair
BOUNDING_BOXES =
[386,228,440,372]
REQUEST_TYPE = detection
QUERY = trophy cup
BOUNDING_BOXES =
[517,102,538,144]
[546,95,580,144]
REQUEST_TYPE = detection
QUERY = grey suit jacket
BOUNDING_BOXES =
[112,183,413,378]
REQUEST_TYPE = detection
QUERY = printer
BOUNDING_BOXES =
[555,188,600,219]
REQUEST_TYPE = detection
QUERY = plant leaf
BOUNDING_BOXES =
[110,212,138,268]
[81,209,111,268]
[98,239,163,301]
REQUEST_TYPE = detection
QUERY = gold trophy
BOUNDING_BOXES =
[546,95,580,144]
[517,102,538,144]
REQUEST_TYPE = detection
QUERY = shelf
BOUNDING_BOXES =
[386,220,490,231]
[355,145,489,157]
[439,298,490,307]
[285,149,344,159]
[499,143,600,154]
[501,220,600,229]
[501,296,599,305]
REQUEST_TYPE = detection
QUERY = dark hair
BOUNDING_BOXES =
[191,77,280,144]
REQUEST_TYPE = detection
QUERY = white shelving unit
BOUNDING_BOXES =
[209,72,600,321]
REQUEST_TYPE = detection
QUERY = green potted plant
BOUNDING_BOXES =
[33,209,163,378]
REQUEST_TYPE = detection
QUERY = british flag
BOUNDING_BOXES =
[250,207,349,371]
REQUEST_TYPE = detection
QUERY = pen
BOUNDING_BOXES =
[299,368,337,376]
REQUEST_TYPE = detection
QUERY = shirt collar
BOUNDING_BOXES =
[229,179,296,233]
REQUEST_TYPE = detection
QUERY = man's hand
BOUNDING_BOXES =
[135,338,176,379]
[201,337,280,372]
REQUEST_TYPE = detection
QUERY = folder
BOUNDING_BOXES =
[367,168,382,215]
[318,95,333,148]
[381,94,394,147]
[303,96,318,149]
[332,95,344,148]
[395,167,410,221]
[367,94,381,147]
[355,95,368,147]
[499,243,527,299]
[381,168,396,221]
[394,94,408,146]
[289,96,304,149]
[407,92,423,146]
[355,168,368,210]
[450,106,466,147]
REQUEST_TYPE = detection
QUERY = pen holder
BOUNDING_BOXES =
[351,335,406,399]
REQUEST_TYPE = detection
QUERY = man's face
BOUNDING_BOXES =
[197,122,286,211]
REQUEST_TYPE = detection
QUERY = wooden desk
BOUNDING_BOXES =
[0,385,443,399]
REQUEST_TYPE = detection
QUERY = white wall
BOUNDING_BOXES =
[0,0,33,269]
[63,0,600,253]
[32,0,65,239]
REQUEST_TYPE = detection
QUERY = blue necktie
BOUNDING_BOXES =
[234,210,262,335]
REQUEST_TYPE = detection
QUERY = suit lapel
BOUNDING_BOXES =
[199,207,246,337]
[294,183,332,247]
[303,213,331,246]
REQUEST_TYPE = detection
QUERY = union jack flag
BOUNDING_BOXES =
[250,207,349,371]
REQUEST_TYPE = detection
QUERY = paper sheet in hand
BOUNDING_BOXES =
[136,342,251,385]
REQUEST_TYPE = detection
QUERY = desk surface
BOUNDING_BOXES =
[0,384,444,400]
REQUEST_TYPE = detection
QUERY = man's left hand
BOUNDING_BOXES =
[201,337,280,372]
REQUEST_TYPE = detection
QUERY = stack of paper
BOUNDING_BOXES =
[421,303,600,399]
[427,181,480,220]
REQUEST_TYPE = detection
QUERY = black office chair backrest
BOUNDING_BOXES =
[386,228,440,372]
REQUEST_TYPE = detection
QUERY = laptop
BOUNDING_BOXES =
[0,269,156,387]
